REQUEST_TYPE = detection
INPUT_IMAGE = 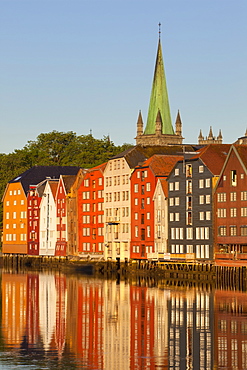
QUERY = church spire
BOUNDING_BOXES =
[144,27,174,135]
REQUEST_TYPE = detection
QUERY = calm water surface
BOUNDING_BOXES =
[0,269,246,370]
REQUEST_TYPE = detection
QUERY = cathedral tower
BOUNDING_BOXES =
[136,27,183,146]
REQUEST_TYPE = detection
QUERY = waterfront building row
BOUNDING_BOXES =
[2,142,247,265]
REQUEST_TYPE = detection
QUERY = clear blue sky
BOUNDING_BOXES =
[0,0,246,153]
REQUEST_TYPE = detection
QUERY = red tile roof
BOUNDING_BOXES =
[190,144,231,175]
[88,162,107,173]
[49,181,59,198]
[138,155,184,177]
[233,145,247,170]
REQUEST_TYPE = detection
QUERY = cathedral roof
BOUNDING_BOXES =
[144,38,174,135]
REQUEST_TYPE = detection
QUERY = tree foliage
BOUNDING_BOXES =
[0,131,132,228]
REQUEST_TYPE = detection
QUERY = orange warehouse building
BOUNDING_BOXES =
[2,181,28,254]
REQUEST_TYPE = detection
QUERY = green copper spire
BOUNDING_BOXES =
[144,38,174,135]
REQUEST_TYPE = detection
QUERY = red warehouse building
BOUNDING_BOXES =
[78,163,106,257]
[130,155,182,260]
[215,145,247,265]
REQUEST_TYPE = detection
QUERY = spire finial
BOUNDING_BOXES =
[158,22,161,39]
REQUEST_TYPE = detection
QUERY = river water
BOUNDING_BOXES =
[0,269,246,370]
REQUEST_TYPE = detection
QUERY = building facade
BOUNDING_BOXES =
[78,163,106,258]
[167,145,230,261]
[130,155,182,260]
[214,145,247,264]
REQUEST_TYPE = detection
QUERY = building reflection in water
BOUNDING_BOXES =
[1,271,247,369]
[168,289,213,369]
[215,289,247,369]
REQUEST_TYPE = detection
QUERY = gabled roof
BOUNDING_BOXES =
[61,175,77,194]
[88,162,107,174]
[159,178,168,197]
[49,181,59,199]
[110,144,197,169]
[233,145,247,170]
[8,166,80,195]
[136,154,183,177]
[216,145,247,186]
[189,144,231,175]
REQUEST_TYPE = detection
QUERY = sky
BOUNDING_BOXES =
[0,0,246,154]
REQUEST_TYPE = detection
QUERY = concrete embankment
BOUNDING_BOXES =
[0,255,246,290]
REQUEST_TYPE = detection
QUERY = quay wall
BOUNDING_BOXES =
[1,254,247,290]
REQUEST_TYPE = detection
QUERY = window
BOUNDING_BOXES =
[134,198,138,206]
[169,183,174,191]
[218,193,226,202]
[241,208,247,217]
[187,245,193,253]
[241,191,247,201]
[206,211,211,220]
[169,198,174,206]
[147,226,151,238]
[187,180,192,194]
[186,196,192,209]
[175,197,180,206]
[175,182,179,191]
[195,227,209,240]
[199,195,204,204]
[218,226,227,236]
[205,178,210,188]
[141,214,144,224]
[141,199,144,209]
[147,212,150,220]
[231,170,237,186]
[199,165,204,173]
[199,212,204,220]
[174,168,179,176]
[146,197,150,205]
[141,185,145,195]
[186,228,193,240]
[141,229,145,240]
[186,164,192,177]
[146,183,151,191]
[230,226,237,236]
[175,213,179,221]
[134,184,138,193]
[205,195,210,204]
[170,213,174,222]
[240,226,247,236]
[84,179,89,187]
[137,171,140,178]
[135,226,138,238]
[98,177,102,186]
[230,192,237,201]
[199,179,204,188]
[218,208,226,218]
[187,211,192,225]
[230,208,237,217]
